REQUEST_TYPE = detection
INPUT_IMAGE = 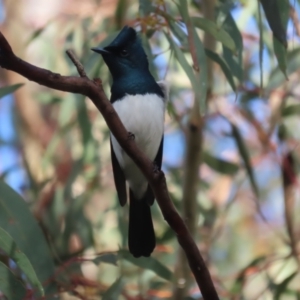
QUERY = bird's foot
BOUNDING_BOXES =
[127,132,135,140]
[152,162,160,174]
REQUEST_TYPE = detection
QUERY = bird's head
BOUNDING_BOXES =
[92,26,149,80]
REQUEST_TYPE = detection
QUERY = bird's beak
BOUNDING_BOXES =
[91,47,110,55]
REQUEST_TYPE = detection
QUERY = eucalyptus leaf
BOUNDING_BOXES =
[281,104,300,117]
[0,181,57,296]
[102,277,124,300]
[0,228,44,296]
[260,0,287,47]
[191,17,236,52]
[0,84,24,100]
[274,272,297,300]
[0,261,26,300]
[203,151,239,175]
[231,124,259,197]
[93,253,118,266]
[205,49,236,92]
[220,11,243,82]
[119,249,173,281]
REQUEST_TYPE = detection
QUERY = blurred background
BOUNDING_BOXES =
[0,0,300,299]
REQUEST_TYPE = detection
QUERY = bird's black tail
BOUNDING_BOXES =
[128,189,155,257]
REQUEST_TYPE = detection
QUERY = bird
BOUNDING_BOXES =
[92,26,168,257]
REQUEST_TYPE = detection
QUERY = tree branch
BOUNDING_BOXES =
[0,31,219,300]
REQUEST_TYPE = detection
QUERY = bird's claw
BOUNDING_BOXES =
[128,132,135,140]
[152,162,160,174]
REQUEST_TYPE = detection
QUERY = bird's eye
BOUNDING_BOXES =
[120,49,128,57]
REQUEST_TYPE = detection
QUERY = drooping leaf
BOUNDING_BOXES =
[0,84,24,100]
[260,0,287,47]
[170,0,207,111]
[281,104,300,117]
[115,0,128,28]
[273,36,288,78]
[267,47,300,90]
[102,277,124,300]
[26,20,53,45]
[178,0,189,25]
[191,17,236,52]
[0,228,44,296]
[203,151,239,175]
[231,256,266,294]
[231,124,259,197]
[0,261,26,300]
[274,272,297,300]
[219,10,243,82]
[93,253,118,266]
[119,250,173,281]
[165,33,198,90]
[205,49,236,92]
[168,20,188,47]
[0,181,57,296]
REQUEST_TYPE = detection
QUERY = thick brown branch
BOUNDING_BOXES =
[0,31,219,300]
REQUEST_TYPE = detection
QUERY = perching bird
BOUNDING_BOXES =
[92,26,167,257]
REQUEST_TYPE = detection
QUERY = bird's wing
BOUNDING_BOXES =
[157,80,170,104]
[110,138,127,206]
[145,136,164,205]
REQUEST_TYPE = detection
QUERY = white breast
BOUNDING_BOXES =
[111,93,165,199]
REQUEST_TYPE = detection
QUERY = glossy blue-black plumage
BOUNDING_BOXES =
[92,26,164,257]
[96,26,164,102]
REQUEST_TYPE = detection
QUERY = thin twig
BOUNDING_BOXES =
[66,49,88,78]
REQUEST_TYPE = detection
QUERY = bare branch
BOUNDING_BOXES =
[0,31,219,300]
[66,49,88,78]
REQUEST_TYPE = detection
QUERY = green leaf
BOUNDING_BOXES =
[165,33,198,90]
[178,0,189,25]
[115,0,128,28]
[0,261,26,300]
[273,37,288,78]
[205,49,236,92]
[0,84,24,100]
[168,20,188,47]
[0,228,44,296]
[93,253,118,266]
[231,124,259,197]
[102,277,124,300]
[203,151,239,175]
[231,256,266,294]
[267,47,300,90]
[220,11,243,82]
[119,249,173,281]
[274,272,297,300]
[191,17,236,52]
[26,20,53,45]
[0,181,57,296]
[260,0,287,47]
[281,104,300,117]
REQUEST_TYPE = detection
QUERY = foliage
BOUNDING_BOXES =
[0,0,300,299]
